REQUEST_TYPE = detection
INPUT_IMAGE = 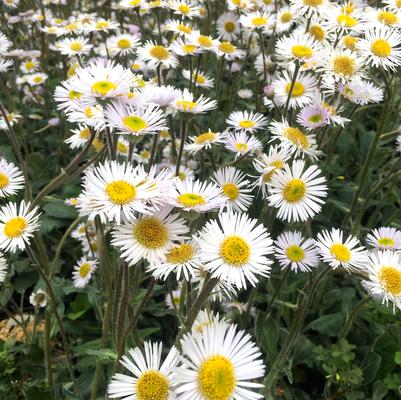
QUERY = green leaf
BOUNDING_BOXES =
[43,199,77,219]
[372,381,388,400]
[307,313,344,336]
[85,348,117,361]
[395,351,401,365]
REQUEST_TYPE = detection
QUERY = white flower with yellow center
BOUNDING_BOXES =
[71,221,95,241]
[226,110,268,133]
[0,201,40,253]
[165,288,181,309]
[57,36,92,56]
[116,137,130,157]
[0,158,24,198]
[68,59,134,99]
[54,80,85,111]
[108,342,180,400]
[212,167,253,213]
[108,34,139,56]
[78,161,162,224]
[83,18,120,32]
[338,77,384,105]
[365,7,401,28]
[214,40,246,61]
[275,7,298,33]
[0,33,11,55]
[192,310,226,334]
[189,31,218,51]
[169,0,199,19]
[217,12,241,41]
[26,72,48,86]
[170,38,200,57]
[119,0,144,9]
[321,49,365,82]
[20,59,39,74]
[358,26,401,70]
[65,125,94,149]
[163,19,194,36]
[274,231,319,272]
[137,40,179,69]
[290,0,329,16]
[65,101,105,130]
[267,159,327,222]
[112,208,189,266]
[0,253,7,286]
[182,69,214,88]
[361,250,401,311]
[316,228,369,271]
[385,0,401,11]
[269,119,321,160]
[72,257,97,288]
[175,322,265,400]
[104,101,167,136]
[271,71,318,109]
[185,130,226,154]
[168,179,226,213]
[224,131,263,158]
[240,11,271,31]
[322,5,365,32]
[366,227,401,250]
[0,58,12,73]
[148,239,201,281]
[29,289,47,308]
[275,33,323,63]
[173,89,217,114]
[197,212,273,289]
[135,84,181,108]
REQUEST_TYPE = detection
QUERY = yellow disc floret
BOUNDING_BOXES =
[379,266,401,296]
[106,180,136,205]
[283,179,306,202]
[4,217,27,238]
[166,243,195,264]
[136,370,169,400]
[330,244,351,263]
[134,217,168,249]
[286,245,305,262]
[220,235,250,265]
[178,193,205,208]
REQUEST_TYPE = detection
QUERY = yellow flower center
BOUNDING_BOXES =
[166,243,195,264]
[25,61,35,70]
[303,0,323,6]
[69,90,82,100]
[134,217,168,249]
[84,107,95,118]
[377,237,396,247]
[178,3,190,14]
[262,161,284,183]
[239,120,255,129]
[176,100,197,111]
[309,24,325,41]
[33,76,43,83]
[195,132,216,144]
[178,23,192,34]
[280,12,293,23]
[4,217,27,238]
[219,42,236,53]
[286,245,305,262]
[198,355,236,400]
[123,116,148,132]
[379,266,401,296]
[182,44,197,54]
[79,127,91,139]
[252,17,268,26]
[117,141,128,153]
[95,21,109,29]
[378,11,398,25]
[117,38,131,49]
[284,127,310,149]
[67,64,78,77]
[105,180,136,204]
[140,150,150,159]
[332,55,356,76]
[291,45,313,59]
[343,36,358,51]
[178,193,205,208]
[136,370,169,400]
[397,0,401,7]
[285,81,305,97]
[337,14,358,27]
[283,178,306,202]
[150,45,170,60]
[198,35,213,47]
[223,183,239,201]
[92,138,104,151]
[196,75,206,84]
[235,143,248,152]
[0,173,9,189]
[224,21,236,33]
[330,244,351,263]
[220,235,250,265]
[371,39,392,57]
[69,41,83,52]
[79,262,92,278]
[91,80,117,95]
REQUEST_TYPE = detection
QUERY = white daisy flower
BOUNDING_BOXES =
[274,230,319,272]
[72,257,98,288]
[169,0,199,19]
[224,131,263,158]
[192,309,226,334]
[163,19,193,36]
[267,159,327,222]
[366,227,401,250]
[240,11,271,31]
[321,49,365,82]
[275,7,298,33]
[226,110,268,133]
[65,125,93,149]
[197,212,274,289]
[107,34,139,56]
[0,253,7,286]
[29,289,47,308]
[185,130,226,154]
[189,31,218,51]
[275,33,323,63]
[0,58,13,72]
[26,73,48,86]
[338,78,384,105]
[111,208,189,266]
[166,288,181,310]
[108,342,180,400]
[364,7,401,28]
[216,12,241,41]
[182,69,214,88]
[173,89,217,114]
[137,41,178,69]
[175,322,265,400]
[82,19,120,32]
[0,201,40,253]
[315,228,369,271]
[0,33,11,55]
[56,36,92,57]
[134,85,181,107]
[214,41,246,61]
[212,167,253,213]
[0,158,24,198]
[290,0,329,16]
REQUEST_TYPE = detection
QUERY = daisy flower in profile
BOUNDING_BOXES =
[358,26,401,71]
[0,201,40,253]
[111,208,189,266]
[296,104,331,130]
[274,231,319,272]
[267,159,327,222]
[224,131,263,158]
[315,228,369,271]
[107,34,139,56]
[108,342,179,400]
[84,18,120,32]
[148,239,201,281]
[170,38,200,57]
[212,167,253,213]
[0,253,7,286]
[182,69,214,88]
[185,130,226,154]
[168,179,225,213]
[0,159,24,198]
[275,33,322,63]
[135,85,181,108]
[214,41,246,61]
[189,31,218,52]
[339,78,384,105]
[105,101,166,136]
[57,37,92,57]
[226,110,268,133]
[175,322,265,399]
[217,12,241,41]
[72,257,97,288]
[0,33,11,55]
[137,41,178,69]
[173,89,217,114]
[0,58,13,72]
[290,0,328,16]
[163,19,193,36]
[77,161,161,224]
[65,125,93,149]
[366,227,401,250]
[192,310,226,334]
[240,11,271,31]
[269,119,321,159]
[361,251,401,311]
[26,73,48,86]
[169,0,199,19]
[197,212,274,289]
[29,289,47,308]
